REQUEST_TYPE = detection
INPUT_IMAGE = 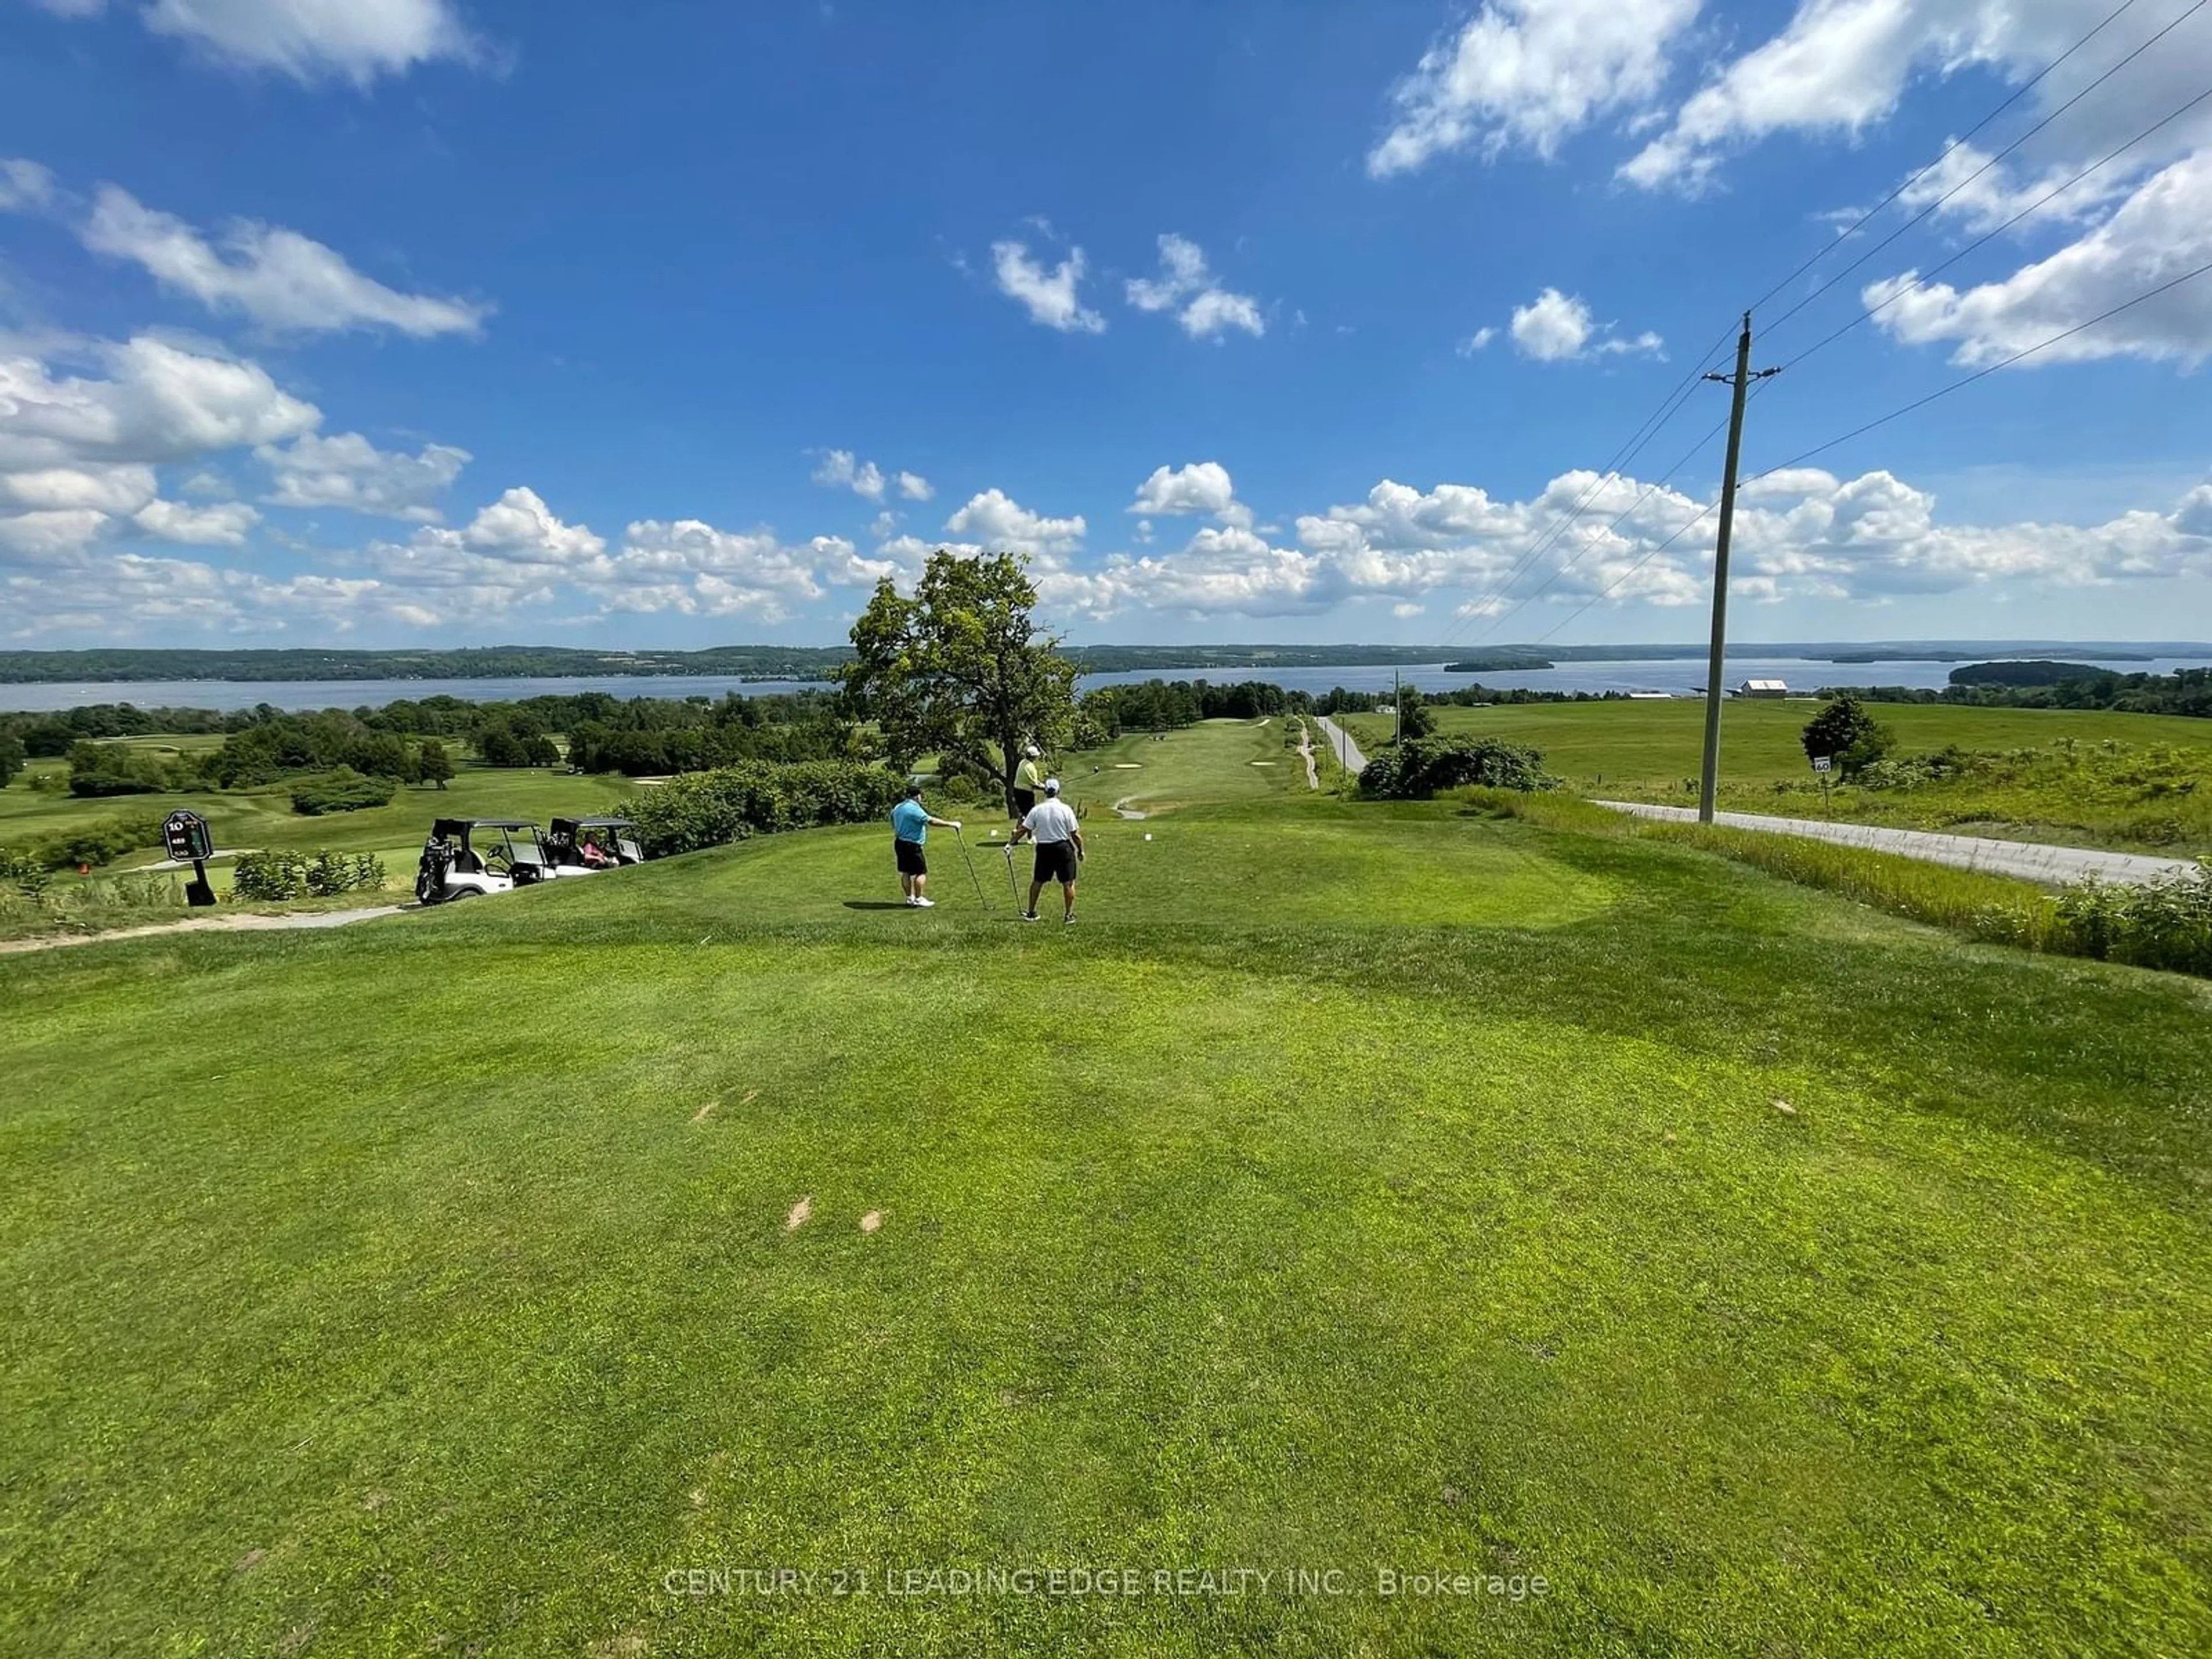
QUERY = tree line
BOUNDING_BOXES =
[1822,668,2209,718]
[0,688,851,797]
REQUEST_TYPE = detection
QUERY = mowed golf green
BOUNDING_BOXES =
[4,721,2210,1656]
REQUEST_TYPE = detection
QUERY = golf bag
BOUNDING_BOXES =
[415,834,456,905]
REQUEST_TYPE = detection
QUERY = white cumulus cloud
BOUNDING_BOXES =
[943,488,1086,566]
[1508,288,1664,361]
[1124,234,1265,339]
[40,0,480,86]
[257,430,470,520]
[991,239,1105,334]
[1130,460,1255,528]
[1369,0,1703,176]
[133,496,260,546]
[85,186,488,338]
[0,158,55,212]
[1866,147,2212,367]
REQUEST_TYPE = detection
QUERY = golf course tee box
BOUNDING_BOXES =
[7,713,2212,1656]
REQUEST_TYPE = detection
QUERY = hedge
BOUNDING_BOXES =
[618,760,907,856]
[233,850,388,901]
[1359,736,1558,799]
[290,767,401,816]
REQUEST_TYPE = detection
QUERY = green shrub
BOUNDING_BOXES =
[936,772,982,805]
[0,845,49,896]
[63,740,191,797]
[2055,864,2212,976]
[1361,736,1557,799]
[233,850,388,901]
[31,813,165,871]
[618,760,906,856]
[290,767,400,816]
[1801,694,1893,778]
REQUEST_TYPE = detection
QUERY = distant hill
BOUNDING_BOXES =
[1950,661,2126,688]
[2,641,2206,685]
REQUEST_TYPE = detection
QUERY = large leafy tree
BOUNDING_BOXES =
[1801,693,1893,778]
[1393,684,1439,743]
[839,549,1079,802]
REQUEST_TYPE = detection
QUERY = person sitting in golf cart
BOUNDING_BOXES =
[580,836,616,869]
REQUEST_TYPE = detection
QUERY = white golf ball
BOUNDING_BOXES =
[1143,832,1152,841]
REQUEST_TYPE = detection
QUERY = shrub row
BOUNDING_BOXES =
[232,850,388,901]
[0,812,165,874]
[1360,736,1559,799]
[289,767,401,816]
[618,760,908,857]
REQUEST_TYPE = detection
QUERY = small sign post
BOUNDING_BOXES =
[163,810,217,907]
[1810,753,1833,817]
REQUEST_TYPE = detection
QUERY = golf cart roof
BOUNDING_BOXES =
[433,817,542,834]
[552,816,635,830]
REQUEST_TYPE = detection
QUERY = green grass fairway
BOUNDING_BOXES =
[1341,702,2212,850]
[1057,717,1305,816]
[4,752,2210,1654]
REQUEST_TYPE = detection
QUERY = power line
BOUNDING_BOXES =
[1744,0,2153,316]
[1525,255,2212,645]
[1762,0,2210,336]
[1524,382,1779,647]
[1452,390,1748,650]
[1780,77,2212,373]
[1762,252,2212,474]
[1427,321,1739,652]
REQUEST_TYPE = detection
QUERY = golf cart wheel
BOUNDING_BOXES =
[445,888,479,903]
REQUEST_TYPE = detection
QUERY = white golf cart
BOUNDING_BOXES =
[414,817,556,905]
[543,815,646,878]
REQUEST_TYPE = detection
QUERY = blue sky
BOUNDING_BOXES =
[2,0,2209,649]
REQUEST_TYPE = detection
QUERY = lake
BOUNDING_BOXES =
[2,655,2205,714]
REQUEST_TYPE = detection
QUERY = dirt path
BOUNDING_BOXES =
[1594,801,2198,887]
[0,904,407,956]
[1297,719,1319,790]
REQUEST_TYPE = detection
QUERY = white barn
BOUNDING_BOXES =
[1735,679,1790,698]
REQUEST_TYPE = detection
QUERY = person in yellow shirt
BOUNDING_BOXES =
[1010,743,1045,823]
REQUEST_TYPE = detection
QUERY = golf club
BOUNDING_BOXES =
[1001,841,1022,912]
[953,825,991,913]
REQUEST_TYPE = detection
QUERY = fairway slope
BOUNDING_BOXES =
[4,784,2209,1657]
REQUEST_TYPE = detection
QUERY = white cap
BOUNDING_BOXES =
[1025,744,1040,757]
[1044,778,1060,794]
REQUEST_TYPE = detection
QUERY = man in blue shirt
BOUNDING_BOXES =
[889,783,961,908]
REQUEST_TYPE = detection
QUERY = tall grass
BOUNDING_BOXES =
[1457,786,2212,978]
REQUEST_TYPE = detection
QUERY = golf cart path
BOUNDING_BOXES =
[1594,801,2196,887]
[1297,719,1319,790]
[1315,715,1368,774]
[0,904,406,956]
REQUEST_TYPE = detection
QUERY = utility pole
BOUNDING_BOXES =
[1696,312,1779,824]
[1393,669,1402,747]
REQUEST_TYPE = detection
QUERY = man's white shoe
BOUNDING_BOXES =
[914,896,935,907]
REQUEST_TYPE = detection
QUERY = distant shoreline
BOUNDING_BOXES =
[2,641,2205,686]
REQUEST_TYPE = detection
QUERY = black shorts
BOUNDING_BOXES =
[1012,788,1036,816]
[895,839,927,876]
[1032,841,1078,885]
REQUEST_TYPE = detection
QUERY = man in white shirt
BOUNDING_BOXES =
[1007,777,1085,925]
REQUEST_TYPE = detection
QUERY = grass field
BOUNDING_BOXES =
[1054,716,1304,816]
[4,723,2210,1655]
[1339,701,2212,851]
